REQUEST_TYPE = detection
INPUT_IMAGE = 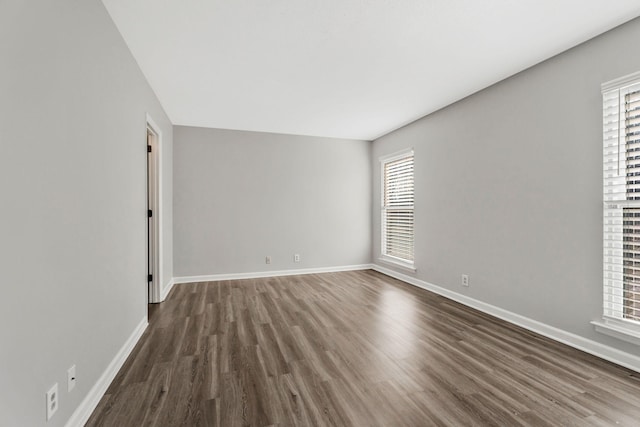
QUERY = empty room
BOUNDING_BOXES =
[5,0,640,426]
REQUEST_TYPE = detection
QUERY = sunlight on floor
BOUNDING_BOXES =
[374,289,418,360]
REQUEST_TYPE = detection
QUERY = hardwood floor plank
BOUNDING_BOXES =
[87,270,640,426]
[277,372,315,426]
[138,362,172,427]
[288,360,346,426]
[235,345,273,426]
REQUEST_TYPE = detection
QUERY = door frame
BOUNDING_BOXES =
[146,113,162,303]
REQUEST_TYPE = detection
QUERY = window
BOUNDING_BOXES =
[381,150,414,269]
[602,72,640,331]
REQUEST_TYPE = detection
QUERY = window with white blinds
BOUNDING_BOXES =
[603,73,640,326]
[381,150,414,267]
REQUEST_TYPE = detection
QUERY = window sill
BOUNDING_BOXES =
[378,256,416,273]
[591,319,640,346]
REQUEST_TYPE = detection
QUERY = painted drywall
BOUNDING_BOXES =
[173,126,371,277]
[0,1,173,426]
[372,17,640,358]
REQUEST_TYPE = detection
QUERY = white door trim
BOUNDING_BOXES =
[146,113,162,303]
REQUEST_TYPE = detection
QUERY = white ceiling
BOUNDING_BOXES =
[102,0,640,140]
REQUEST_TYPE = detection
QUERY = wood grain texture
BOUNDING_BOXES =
[86,270,640,426]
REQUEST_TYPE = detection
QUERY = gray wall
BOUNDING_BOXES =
[372,17,640,356]
[174,126,371,277]
[0,1,173,426]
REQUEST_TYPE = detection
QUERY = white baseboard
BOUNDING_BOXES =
[173,263,373,284]
[65,317,148,427]
[372,264,640,374]
[160,278,175,301]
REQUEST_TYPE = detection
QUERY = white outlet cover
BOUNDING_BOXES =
[46,383,58,420]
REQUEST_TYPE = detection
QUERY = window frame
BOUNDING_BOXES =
[595,71,640,344]
[379,148,415,272]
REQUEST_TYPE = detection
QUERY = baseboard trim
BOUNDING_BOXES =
[372,264,640,374]
[65,317,148,427]
[160,278,175,301]
[173,264,373,284]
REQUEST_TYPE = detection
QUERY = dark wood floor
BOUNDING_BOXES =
[87,270,640,426]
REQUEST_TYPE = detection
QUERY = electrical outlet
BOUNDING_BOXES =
[265,256,271,264]
[294,254,300,262]
[462,274,469,287]
[68,365,76,392]
[46,383,58,420]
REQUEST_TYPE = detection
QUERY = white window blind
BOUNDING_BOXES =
[382,151,414,265]
[603,75,640,324]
